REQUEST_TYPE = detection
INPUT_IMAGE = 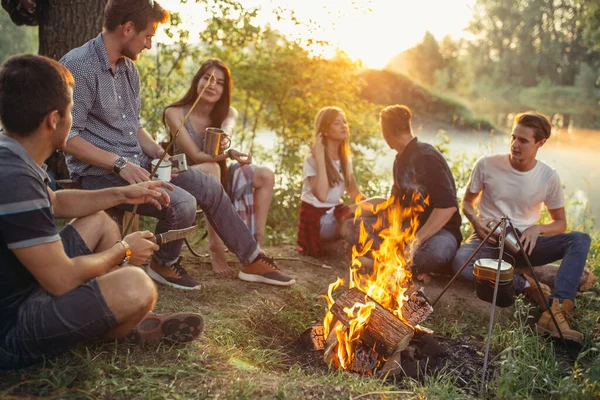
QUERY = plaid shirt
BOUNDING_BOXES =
[60,33,149,180]
[297,201,348,257]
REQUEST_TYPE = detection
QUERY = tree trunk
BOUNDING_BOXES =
[38,0,106,183]
[38,0,105,60]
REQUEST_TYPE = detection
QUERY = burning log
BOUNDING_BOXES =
[330,288,414,355]
[400,290,433,327]
[300,325,325,351]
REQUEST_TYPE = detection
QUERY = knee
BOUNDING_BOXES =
[202,162,221,178]
[89,211,119,236]
[569,231,591,248]
[168,192,197,226]
[118,267,157,312]
[255,166,274,188]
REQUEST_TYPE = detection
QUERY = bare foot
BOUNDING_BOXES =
[209,248,235,278]
[416,273,432,285]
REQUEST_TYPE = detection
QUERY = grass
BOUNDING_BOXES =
[1,222,599,398]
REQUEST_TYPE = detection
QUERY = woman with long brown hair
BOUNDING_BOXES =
[297,106,363,257]
[163,58,275,277]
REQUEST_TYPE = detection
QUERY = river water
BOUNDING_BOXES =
[248,127,600,228]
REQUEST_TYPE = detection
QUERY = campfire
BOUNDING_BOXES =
[306,195,437,376]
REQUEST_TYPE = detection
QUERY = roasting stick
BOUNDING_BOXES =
[121,71,216,236]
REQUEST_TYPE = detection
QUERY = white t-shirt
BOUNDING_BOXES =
[467,154,565,231]
[301,154,346,208]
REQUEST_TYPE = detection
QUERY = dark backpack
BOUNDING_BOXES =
[1,0,41,26]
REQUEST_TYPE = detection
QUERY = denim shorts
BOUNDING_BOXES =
[0,225,119,370]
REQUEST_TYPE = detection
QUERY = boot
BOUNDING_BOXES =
[523,274,551,311]
[535,298,582,344]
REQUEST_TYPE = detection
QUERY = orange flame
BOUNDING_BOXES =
[323,192,426,371]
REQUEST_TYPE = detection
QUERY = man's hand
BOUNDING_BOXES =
[119,162,151,184]
[123,231,159,266]
[520,225,542,255]
[473,217,498,243]
[121,181,173,210]
[405,237,421,268]
[229,149,252,165]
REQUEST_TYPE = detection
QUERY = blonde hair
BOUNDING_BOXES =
[313,106,351,187]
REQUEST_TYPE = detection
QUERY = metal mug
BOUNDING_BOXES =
[151,159,172,181]
[486,220,521,254]
[203,127,231,158]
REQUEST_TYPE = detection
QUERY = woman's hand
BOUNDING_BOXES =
[228,149,252,165]
[312,133,326,162]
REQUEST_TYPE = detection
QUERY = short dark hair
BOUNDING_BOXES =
[0,54,74,136]
[104,0,169,32]
[380,104,412,135]
[514,111,552,142]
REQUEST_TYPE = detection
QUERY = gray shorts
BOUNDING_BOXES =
[0,225,118,370]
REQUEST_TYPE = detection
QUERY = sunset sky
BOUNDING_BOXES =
[158,0,476,69]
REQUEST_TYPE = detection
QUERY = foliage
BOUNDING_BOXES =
[0,10,37,62]
[385,31,444,87]
[384,0,600,129]
[359,69,495,131]
[490,297,600,399]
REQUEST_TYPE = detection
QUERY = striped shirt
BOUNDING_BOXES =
[0,134,59,332]
[60,33,150,180]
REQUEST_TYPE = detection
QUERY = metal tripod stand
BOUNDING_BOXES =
[430,216,572,396]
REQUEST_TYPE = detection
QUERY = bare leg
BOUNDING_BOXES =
[97,267,157,340]
[190,163,234,277]
[252,166,274,247]
[68,211,121,253]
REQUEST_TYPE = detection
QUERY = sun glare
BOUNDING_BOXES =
[158,0,475,70]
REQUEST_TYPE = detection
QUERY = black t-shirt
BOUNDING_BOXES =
[0,135,59,336]
[391,137,462,244]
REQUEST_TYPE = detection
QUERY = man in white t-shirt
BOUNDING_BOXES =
[452,111,591,344]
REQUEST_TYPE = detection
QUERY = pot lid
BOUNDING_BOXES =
[474,258,513,271]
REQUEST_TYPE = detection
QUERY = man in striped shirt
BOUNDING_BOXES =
[0,55,203,370]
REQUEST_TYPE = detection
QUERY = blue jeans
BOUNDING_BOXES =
[81,169,260,266]
[451,231,591,301]
[343,216,459,275]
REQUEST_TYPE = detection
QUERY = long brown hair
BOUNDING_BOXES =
[163,58,232,130]
[313,106,351,188]
[163,58,233,186]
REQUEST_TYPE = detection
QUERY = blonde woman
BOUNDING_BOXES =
[297,106,363,256]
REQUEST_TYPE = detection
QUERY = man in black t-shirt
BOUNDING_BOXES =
[346,105,461,282]
[0,54,203,370]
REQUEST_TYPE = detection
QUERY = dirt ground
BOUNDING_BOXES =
[184,241,506,392]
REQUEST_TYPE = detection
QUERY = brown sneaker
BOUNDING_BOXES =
[121,313,204,345]
[535,299,582,344]
[146,257,200,290]
[523,274,551,311]
[238,253,296,286]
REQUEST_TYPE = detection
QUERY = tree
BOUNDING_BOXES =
[2,0,106,182]
[38,0,105,60]
[384,31,444,87]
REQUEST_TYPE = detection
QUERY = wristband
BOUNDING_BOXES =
[116,240,132,266]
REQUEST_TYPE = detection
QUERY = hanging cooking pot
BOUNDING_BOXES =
[473,258,515,307]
